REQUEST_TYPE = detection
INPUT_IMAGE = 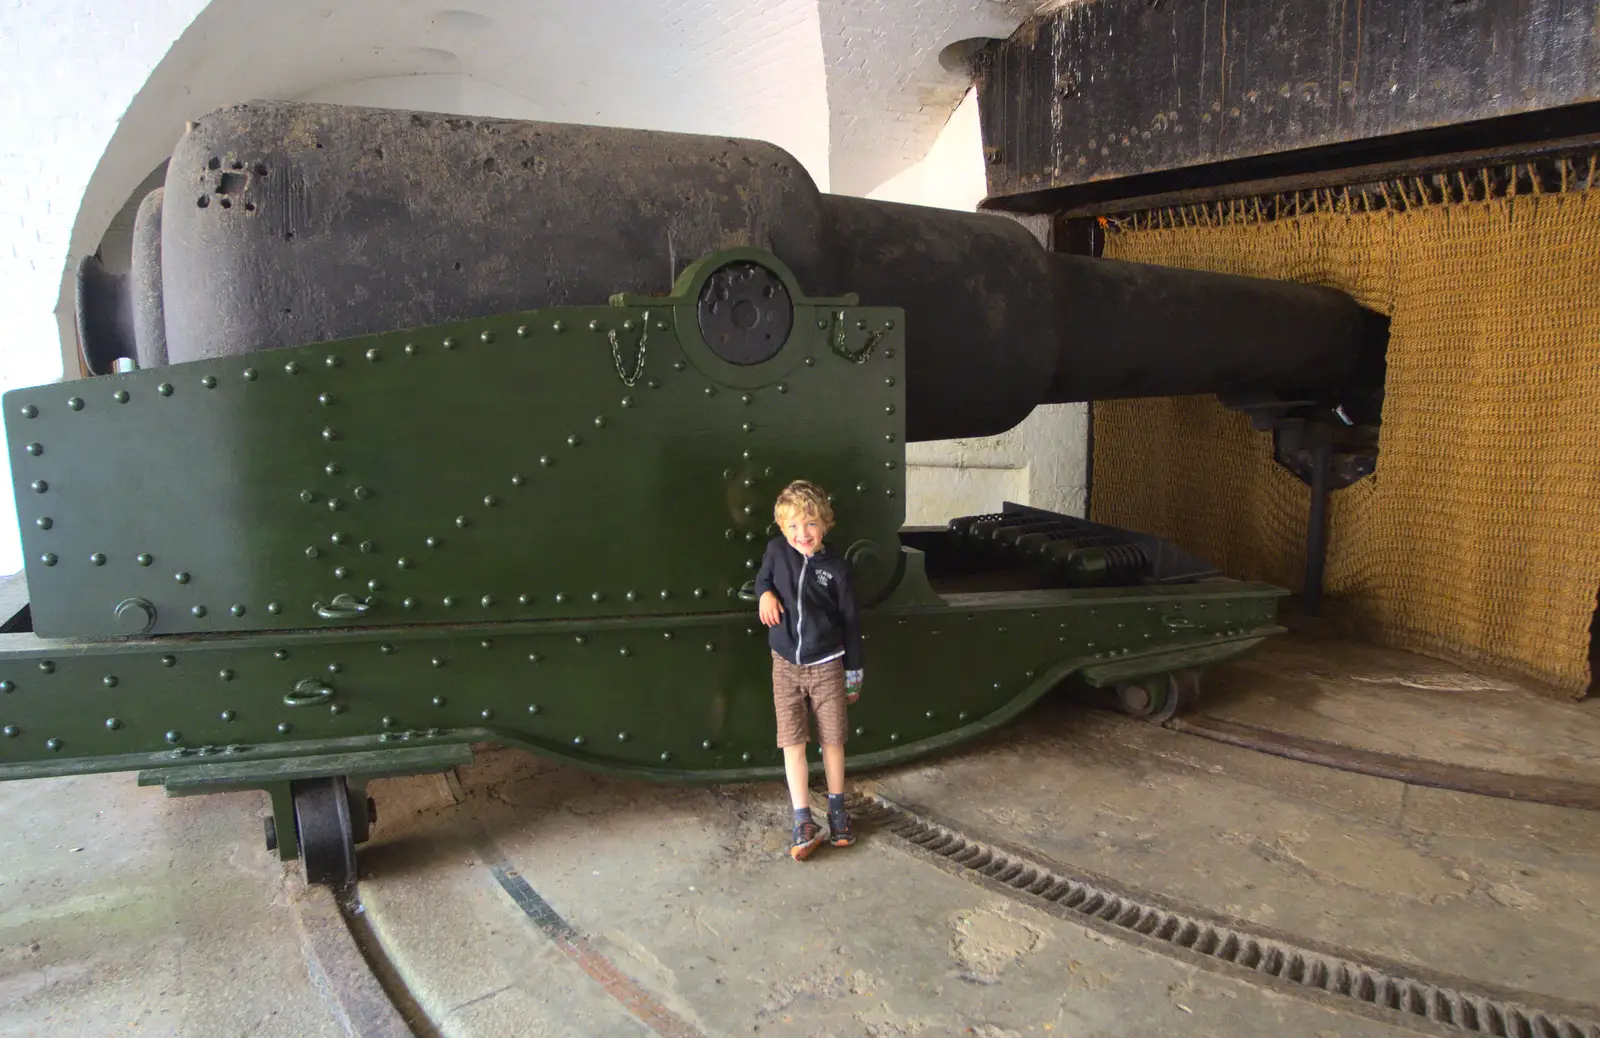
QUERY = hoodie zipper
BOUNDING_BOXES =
[795,553,810,665]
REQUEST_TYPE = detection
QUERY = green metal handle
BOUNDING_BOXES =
[285,678,335,707]
[737,580,758,603]
[314,593,371,620]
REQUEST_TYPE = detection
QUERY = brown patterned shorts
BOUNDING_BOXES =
[771,652,849,748]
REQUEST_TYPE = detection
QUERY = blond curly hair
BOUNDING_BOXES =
[773,479,834,527]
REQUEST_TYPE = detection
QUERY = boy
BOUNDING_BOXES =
[754,479,864,861]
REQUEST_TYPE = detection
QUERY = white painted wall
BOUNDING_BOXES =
[868,89,1089,525]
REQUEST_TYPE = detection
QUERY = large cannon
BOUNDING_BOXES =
[3,102,1385,884]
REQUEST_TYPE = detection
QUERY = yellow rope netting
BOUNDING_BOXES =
[1092,161,1600,696]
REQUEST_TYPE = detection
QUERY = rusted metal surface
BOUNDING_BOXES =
[976,0,1600,206]
[1168,715,1600,812]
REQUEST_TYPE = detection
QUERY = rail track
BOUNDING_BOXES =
[289,791,1600,1038]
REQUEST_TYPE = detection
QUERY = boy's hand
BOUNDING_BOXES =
[845,669,863,704]
[758,591,784,627]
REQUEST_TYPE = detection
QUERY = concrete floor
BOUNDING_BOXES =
[2,633,1598,1037]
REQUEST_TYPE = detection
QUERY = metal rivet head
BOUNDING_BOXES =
[886,488,896,497]
[301,489,317,504]
[322,427,337,441]
[157,382,174,396]
[574,634,588,645]
[431,656,447,669]
[106,717,122,730]
[672,360,686,371]
[267,602,282,614]
[102,675,118,688]
[136,552,152,566]
[219,668,235,681]
[528,703,541,713]
[588,320,603,332]
[593,416,606,429]
[516,325,529,338]
[380,643,396,654]
[528,653,542,664]
[201,376,217,388]
[693,587,705,599]
[231,604,245,617]
[889,733,899,742]
[333,566,349,579]
[660,590,671,600]
[742,423,753,433]
[455,516,470,529]
[175,571,191,584]
[67,397,84,410]
[330,532,346,545]
[396,557,411,570]
[704,643,715,652]
[481,708,494,720]
[517,593,531,605]
[567,435,581,447]
[191,605,207,617]
[481,595,495,608]
[703,386,716,397]
[30,480,47,494]
[36,517,52,530]
[660,751,672,762]
[242,367,259,381]
[382,716,396,728]
[24,442,40,455]
[326,355,342,368]
[354,486,372,500]
[619,646,631,657]
[590,592,603,603]
[40,553,56,566]
[884,405,895,414]
[425,536,440,548]
[539,455,553,467]
[20,405,37,417]
[804,357,815,367]
[328,498,344,512]
[165,730,182,744]
[2,726,17,737]
[404,343,418,356]
[357,540,375,554]
[274,650,289,660]
[511,474,525,486]
[554,592,567,603]
[161,656,176,667]
[551,319,565,332]
[0,681,12,693]
[367,579,381,592]
[484,494,499,508]
[277,722,292,734]
[885,433,896,443]
[625,590,637,602]
[480,330,494,343]
[647,379,660,389]
[442,596,456,608]
[285,361,301,374]
[366,348,381,361]
[47,737,63,751]
[958,711,969,721]
[701,739,713,750]
[318,392,334,406]
[432,696,446,707]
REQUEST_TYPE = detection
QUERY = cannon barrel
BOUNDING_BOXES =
[144,101,1383,444]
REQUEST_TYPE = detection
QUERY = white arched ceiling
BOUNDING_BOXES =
[820,0,1035,196]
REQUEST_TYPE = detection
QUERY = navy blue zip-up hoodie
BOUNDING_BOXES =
[753,536,863,669]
